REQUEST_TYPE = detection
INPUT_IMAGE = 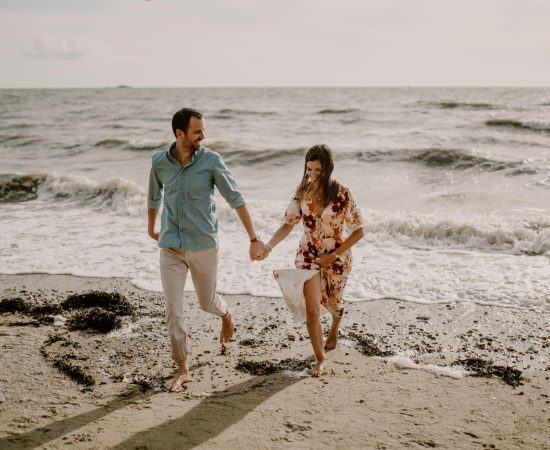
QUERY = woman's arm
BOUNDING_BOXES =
[314,227,364,266]
[268,222,295,249]
[256,222,295,259]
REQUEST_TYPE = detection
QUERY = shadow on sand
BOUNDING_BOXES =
[113,374,301,449]
[0,387,154,449]
[1,374,302,449]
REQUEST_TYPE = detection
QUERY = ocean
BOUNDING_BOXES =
[1,87,549,312]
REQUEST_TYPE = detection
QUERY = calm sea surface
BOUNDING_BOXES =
[1,87,549,311]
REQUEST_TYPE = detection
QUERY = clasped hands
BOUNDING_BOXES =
[249,240,271,261]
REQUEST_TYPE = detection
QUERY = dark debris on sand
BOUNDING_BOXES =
[238,338,263,348]
[129,374,166,392]
[453,358,524,388]
[348,332,395,357]
[0,297,31,314]
[62,291,136,318]
[2,291,137,333]
[67,307,122,333]
[62,291,135,332]
[236,358,311,376]
[52,357,95,386]
[31,304,64,317]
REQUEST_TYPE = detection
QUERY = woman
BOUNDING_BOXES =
[259,144,364,376]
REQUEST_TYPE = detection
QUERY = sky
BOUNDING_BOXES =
[1,0,549,88]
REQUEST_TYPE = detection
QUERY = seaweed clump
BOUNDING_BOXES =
[238,338,263,348]
[52,357,95,386]
[348,332,395,357]
[31,304,64,316]
[62,291,136,333]
[236,358,310,376]
[62,291,136,317]
[67,307,122,333]
[0,297,31,314]
[453,358,524,388]
[130,374,166,392]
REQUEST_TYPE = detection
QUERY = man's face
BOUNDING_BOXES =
[179,117,205,151]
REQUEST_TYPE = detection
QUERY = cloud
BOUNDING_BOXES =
[24,34,94,59]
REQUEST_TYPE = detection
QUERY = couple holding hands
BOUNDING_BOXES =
[148,108,364,392]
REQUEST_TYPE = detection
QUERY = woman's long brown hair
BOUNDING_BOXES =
[295,144,340,207]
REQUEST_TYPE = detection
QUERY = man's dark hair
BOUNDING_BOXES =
[172,108,203,136]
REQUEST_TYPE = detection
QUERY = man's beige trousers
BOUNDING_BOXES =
[160,247,228,363]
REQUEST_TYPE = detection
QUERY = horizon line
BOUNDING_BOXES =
[1,84,550,90]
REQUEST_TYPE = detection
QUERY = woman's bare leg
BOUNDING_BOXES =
[324,311,342,350]
[304,273,326,376]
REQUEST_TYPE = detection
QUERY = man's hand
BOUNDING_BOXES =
[148,230,159,241]
[250,240,269,261]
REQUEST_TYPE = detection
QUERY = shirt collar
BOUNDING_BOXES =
[166,143,204,167]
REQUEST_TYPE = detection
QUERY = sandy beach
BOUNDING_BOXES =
[0,273,548,449]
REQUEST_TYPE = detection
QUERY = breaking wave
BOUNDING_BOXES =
[405,148,524,171]
[210,109,276,119]
[485,119,550,134]
[216,146,539,175]
[318,108,361,114]
[0,173,145,215]
[366,213,550,256]
[2,172,548,256]
[93,138,169,150]
[428,101,496,110]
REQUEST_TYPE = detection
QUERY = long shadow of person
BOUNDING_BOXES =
[0,386,155,450]
[1,374,302,449]
[114,374,301,449]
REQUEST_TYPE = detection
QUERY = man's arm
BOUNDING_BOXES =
[148,208,159,241]
[235,205,266,260]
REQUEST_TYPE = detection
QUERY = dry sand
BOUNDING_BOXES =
[0,273,549,449]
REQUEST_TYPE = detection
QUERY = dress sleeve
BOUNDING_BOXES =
[283,196,302,225]
[344,188,364,232]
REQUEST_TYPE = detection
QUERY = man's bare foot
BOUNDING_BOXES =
[167,360,192,392]
[220,308,234,344]
[309,358,326,377]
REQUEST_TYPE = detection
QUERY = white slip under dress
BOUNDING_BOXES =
[272,268,328,322]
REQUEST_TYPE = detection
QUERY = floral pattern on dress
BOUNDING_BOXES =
[283,184,364,315]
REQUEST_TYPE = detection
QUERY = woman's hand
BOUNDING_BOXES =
[250,241,270,261]
[148,230,159,241]
[313,253,338,267]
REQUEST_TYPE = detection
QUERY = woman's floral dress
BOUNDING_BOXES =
[278,183,364,317]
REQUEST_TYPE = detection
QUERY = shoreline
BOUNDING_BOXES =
[1,273,549,449]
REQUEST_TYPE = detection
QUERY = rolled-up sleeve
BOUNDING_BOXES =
[147,165,163,209]
[213,155,246,209]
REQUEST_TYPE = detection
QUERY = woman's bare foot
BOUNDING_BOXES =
[220,308,234,344]
[309,358,326,377]
[324,331,338,350]
[167,360,193,392]
[324,312,342,350]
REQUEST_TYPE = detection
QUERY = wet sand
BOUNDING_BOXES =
[0,273,549,449]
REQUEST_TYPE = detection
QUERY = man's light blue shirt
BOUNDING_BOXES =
[148,143,246,250]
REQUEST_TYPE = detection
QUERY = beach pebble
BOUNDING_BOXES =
[0,391,5,403]
[53,315,67,327]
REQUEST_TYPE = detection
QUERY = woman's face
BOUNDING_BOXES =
[306,160,322,184]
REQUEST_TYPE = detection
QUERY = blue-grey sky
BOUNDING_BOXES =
[1,0,549,87]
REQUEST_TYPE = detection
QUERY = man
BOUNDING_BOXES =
[147,107,265,392]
